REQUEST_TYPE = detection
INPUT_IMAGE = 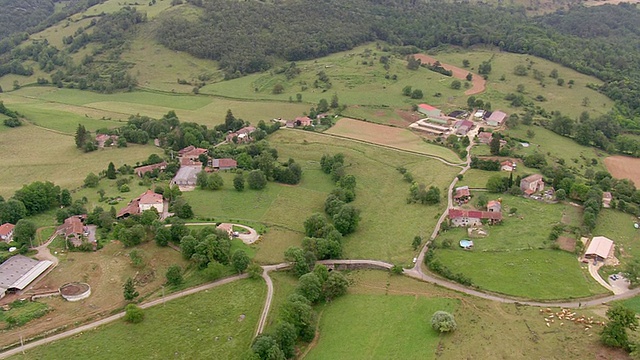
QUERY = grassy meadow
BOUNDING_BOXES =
[307,294,457,360]
[432,48,614,119]
[433,249,606,300]
[307,270,613,359]
[186,129,458,264]
[0,87,310,130]
[14,279,265,360]
[593,209,640,263]
[0,123,159,198]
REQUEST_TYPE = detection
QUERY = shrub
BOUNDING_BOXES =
[431,311,457,333]
[124,304,144,323]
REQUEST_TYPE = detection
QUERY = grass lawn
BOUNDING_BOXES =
[306,294,457,360]
[16,279,266,360]
[9,102,125,134]
[200,44,465,114]
[270,130,458,263]
[263,271,299,333]
[0,300,50,329]
[505,124,607,174]
[433,249,606,300]
[0,123,159,198]
[306,270,611,359]
[619,296,640,313]
[593,209,640,263]
[431,49,614,119]
[252,227,303,264]
[440,195,567,251]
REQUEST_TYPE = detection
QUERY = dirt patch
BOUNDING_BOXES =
[412,54,486,96]
[556,236,576,252]
[604,155,640,187]
[395,109,421,125]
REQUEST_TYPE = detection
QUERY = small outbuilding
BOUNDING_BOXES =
[486,111,507,127]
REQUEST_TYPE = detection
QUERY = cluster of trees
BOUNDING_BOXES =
[423,61,452,77]
[600,305,638,354]
[0,101,20,127]
[546,111,640,158]
[470,157,500,171]
[250,263,348,359]
[75,124,97,152]
[174,224,251,275]
[442,134,469,159]
[401,85,423,100]
[320,153,360,235]
[407,183,441,205]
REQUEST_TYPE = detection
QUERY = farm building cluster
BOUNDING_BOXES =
[409,104,508,137]
[169,144,239,190]
[448,194,503,227]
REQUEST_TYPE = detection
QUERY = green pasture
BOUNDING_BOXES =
[306,294,458,360]
[505,124,607,173]
[339,106,407,126]
[619,296,640,314]
[2,87,310,128]
[270,130,458,263]
[15,279,265,360]
[252,227,304,264]
[0,123,159,198]
[438,195,567,251]
[8,102,125,133]
[201,44,467,111]
[593,209,640,263]
[433,248,607,300]
[432,49,614,119]
[0,301,50,329]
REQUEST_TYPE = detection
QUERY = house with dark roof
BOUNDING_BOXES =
[520,174,544,196]
[134,161,167,177]
[453,186,471,204]
[0,223,15,243]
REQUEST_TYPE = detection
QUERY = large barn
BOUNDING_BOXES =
[0,255,53,298]
[585,236,614,262]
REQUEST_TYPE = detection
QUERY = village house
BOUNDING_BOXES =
[134,161,167,177]
[0,223,15,243]
[501,160,516,172]
[226,126,256,143]
[95,134,119,148]
[211,158,237,171]
[520,174,545,196]
[57,215,90,247]
[486,110,507,127]
[487,200,502,213]
[448,208,502,227]
[178,146,208,161]
[477,132,493,144]
[602,192,613,208]
[453,120,474,136]
[417,104,442,118]
[117,190,165,218]
[453,186,471,204]
[295,116,313,127]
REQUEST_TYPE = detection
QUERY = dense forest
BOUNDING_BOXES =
[157,0,640,130]
[0,0,55,40]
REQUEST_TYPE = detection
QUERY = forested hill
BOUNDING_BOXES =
[156,0,640,127]
[0,0,55,40]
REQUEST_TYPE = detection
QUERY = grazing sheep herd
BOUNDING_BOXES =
[539,308,605,331]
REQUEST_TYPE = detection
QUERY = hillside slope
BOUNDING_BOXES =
[0,0,55,40]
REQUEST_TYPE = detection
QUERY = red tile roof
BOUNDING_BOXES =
[448,208,502,221]
[139,190,163,205]
[58,216,85,237]
[215,158,237,168]
[0,223,15,237]
[454,187,471,199]
[134,161,167,176]
[523,174,543,182]
[418,104,438,111]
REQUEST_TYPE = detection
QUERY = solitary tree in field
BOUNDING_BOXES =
[166,264,183,286]
[75,124,88,148]
[231,250,250,274]
[123,277,139,301]
[462,59,470,68]
[233,172,245,191]
[431,311,457,333]
[106,162,117,179]
[601,305,638,351]
[124,304,144,323]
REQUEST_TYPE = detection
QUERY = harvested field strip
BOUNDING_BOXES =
[324,118,463,164]
[604,155,640,187]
